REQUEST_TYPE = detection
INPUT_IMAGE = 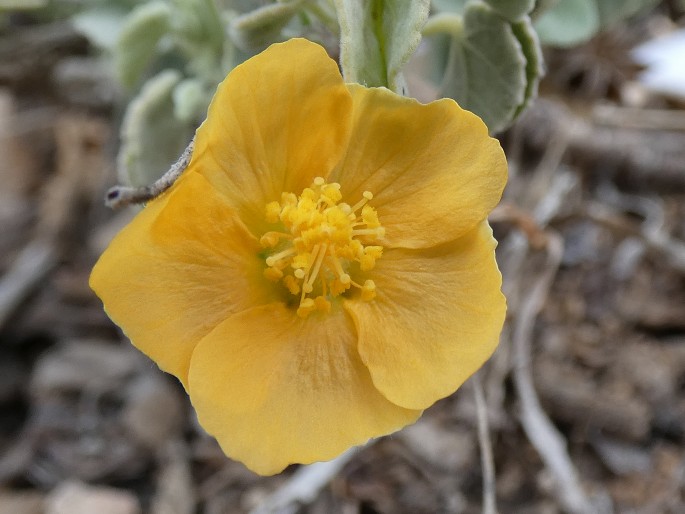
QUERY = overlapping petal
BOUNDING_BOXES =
[90,173,272,387]
[188,304,422,475]
[330,85,507,249]
[190,38,353,235]
[344,222,506,410]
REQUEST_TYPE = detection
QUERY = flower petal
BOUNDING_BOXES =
[188,304,422,475]
[330,85,507,249]
[191,38,353,235]
[90,173,271,387]
[344,222,506,410]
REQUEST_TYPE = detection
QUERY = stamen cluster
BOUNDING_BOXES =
[261,177,385,318]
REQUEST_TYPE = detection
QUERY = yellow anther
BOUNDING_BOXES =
[300,188,317,202]
[297,298,316,318]
[261,178,385,318]
[284,275,300,295]
[330,278,350,297]
[361,280,376,301]
[361,205,380,227]
[292,254,309,270]
[283,192,297,202]
[263,267,283,281]
[314,296,331,313]
[365,246,383,259]
[265,201,281,223]
[260,232,281,248]
[360,254,376,271]
[322,184,342,204]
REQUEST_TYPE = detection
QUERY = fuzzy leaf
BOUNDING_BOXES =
[533,0,598,47]
[511,16,544,117]
[116,1,172,88]
[596,0,659,26]
[483,0,535,20]
[534,0,658,47]
[173,78,209,122]
[170,0,226,82]
[229,0,303,52]
[118,70,195,188]
[71,8,128,50]
[437,3,528,133]
[431,0,468,13]
[0,0,45,8]
[335,0,430,93]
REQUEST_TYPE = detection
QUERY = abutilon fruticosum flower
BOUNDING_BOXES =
[90,38,507,475]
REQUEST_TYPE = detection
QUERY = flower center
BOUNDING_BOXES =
[260,177,385,318]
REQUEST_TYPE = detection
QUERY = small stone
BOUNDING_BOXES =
[30,340,141,395]
[399,419,476,472]
[123,375,184,450]
[46,481,141,514]
[0,491,45,514]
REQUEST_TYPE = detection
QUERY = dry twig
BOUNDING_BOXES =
[518,98,685,193]
[249,449,358,514]
[585,201,685,274]
[472,372,497,514]
[512,233,595,514]
[0,240,57,329]
[106,137,195,208]
[0,115,107,330]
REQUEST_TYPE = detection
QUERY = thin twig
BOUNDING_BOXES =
[249,448,358,514]
[584,201,685,274]
[512,233,593,514]
[0,115,106,330]
[593,104,685,132]
[0,239,57,330]
[472,372,497,514]
[106,136,195,208]
[517,98,685,193]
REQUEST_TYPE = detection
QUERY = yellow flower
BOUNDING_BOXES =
[90,38,507,475]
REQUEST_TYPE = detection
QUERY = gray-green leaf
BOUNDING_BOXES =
[483,0,535,21]
[71,8,128,51]
[0,0,46,8]
[512,16,544,117]
[118,70,196,188]
[533,0,598,47]
[335,0,430,93]
[436,3,529,133]
[534,0,658,47]
[596,0,659,26]
[229,0,304,52]
[431,0,468,13]
[116,1,172,88]
[173,78,209,122]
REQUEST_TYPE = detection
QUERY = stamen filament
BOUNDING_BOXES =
[307,243,328,290]
[266,247,296,267]
[329,249,350,284]
[349,191,373,213]
[352,228,385,237]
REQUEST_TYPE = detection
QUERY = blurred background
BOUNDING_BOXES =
[1,1,685,513]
